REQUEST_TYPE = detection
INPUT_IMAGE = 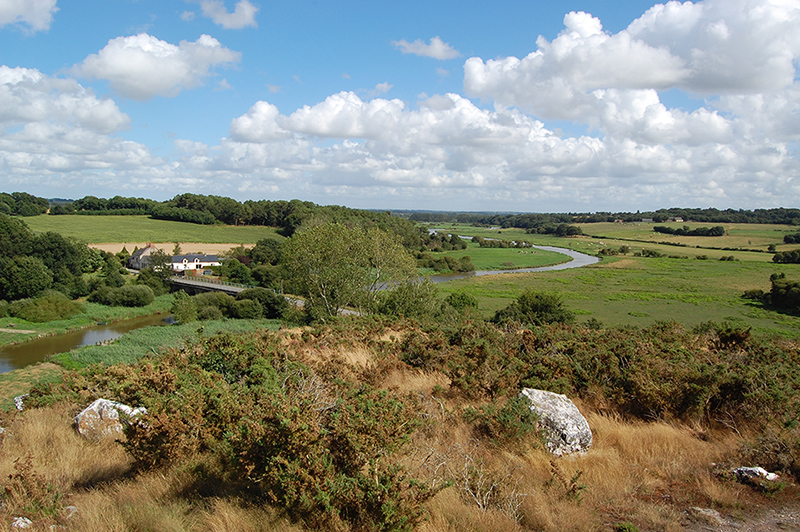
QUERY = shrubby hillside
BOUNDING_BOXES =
[3,316,798,531]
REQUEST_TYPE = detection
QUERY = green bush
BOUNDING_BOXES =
[114,285,155,307]
[7,291,83,322]
[464,395,540,447]
[0,300,7,318]
[492,290,574,326]
[378,279,443,319]
[445,291,479,312]
[194,291,235,316]
[230,298,263,319]
[171,291,198,323]
[236,287,287,319]
[198,305,223,321]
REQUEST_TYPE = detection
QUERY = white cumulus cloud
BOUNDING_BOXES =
[0,0,58,32]
[72,33,241,101]
[392,36,460,60]
[199,0,258,29]
[0,66,130,134]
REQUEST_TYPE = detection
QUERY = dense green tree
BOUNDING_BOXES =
[0,214,33,257]
[171,292,198,323]
[236,287,287,318]
[0,256,53,300]
[377,279,442,319]
[248,238,282,265]
[282,223,416,319]
[224,258,253,285]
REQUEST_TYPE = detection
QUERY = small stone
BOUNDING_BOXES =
[686,507,725,526]
[11,516,33,529]
[734,466,779,484]
[13,394,28,411]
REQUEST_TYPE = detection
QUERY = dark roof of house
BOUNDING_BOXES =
[171,254,220,262]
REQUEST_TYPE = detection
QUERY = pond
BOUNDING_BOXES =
[0,313,173,374]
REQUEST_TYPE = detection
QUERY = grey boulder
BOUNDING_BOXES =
[519,388,592,456]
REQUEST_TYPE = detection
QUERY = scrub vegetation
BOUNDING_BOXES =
[3,195,800,530]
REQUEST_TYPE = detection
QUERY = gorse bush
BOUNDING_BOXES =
[33,330,436,531]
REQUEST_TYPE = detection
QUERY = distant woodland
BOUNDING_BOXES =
[6,191,800,231]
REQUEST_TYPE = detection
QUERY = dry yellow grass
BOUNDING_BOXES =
[0,327,785,532]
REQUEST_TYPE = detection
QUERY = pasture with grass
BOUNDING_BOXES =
[22,214,283,245]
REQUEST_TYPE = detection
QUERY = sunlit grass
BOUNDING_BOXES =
[50,318,283,369]
[438,255,800,337]
[22,215,284,244]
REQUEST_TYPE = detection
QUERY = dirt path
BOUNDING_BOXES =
[682,502,800,531]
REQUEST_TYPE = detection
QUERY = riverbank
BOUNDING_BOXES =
[0,294,175,350]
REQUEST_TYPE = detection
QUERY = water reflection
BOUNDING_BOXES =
[0,313,172,374]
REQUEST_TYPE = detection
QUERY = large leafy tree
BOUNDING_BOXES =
[282,223,416,319]
[0,256,53,300]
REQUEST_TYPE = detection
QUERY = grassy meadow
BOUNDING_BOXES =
[22,214,283,244]
[423,222,800,337]
[433,241,569,271]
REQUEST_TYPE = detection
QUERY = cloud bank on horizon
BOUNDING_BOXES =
[0,0,798,212]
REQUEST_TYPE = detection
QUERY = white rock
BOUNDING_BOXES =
[74,399,147,441]
[519,388,592,456]
[11,517,33,529]
[14,394,27,411]
[734,466,779,483]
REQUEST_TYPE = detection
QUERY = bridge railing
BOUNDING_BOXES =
[170,276,257,290]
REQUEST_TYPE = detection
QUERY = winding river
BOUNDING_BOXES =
[0,313,173,374]
[430,245,600,283]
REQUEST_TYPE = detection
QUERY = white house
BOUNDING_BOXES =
[171,254,221,272]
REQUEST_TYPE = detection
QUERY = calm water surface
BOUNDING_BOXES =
[0,313,172,373]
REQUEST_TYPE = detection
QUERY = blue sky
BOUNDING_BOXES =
[1,0,798,212]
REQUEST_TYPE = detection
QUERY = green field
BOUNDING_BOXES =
[429,222,783,262]
[438,254,800,337]
[22,215,284,244]
[433,241,568,270]
[577,221,798,252]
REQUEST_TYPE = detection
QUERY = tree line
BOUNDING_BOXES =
[407,207,800,227]
[653,225,725,237]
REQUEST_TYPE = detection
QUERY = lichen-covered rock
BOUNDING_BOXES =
[74,399,147,441]
[519,388,592,456]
